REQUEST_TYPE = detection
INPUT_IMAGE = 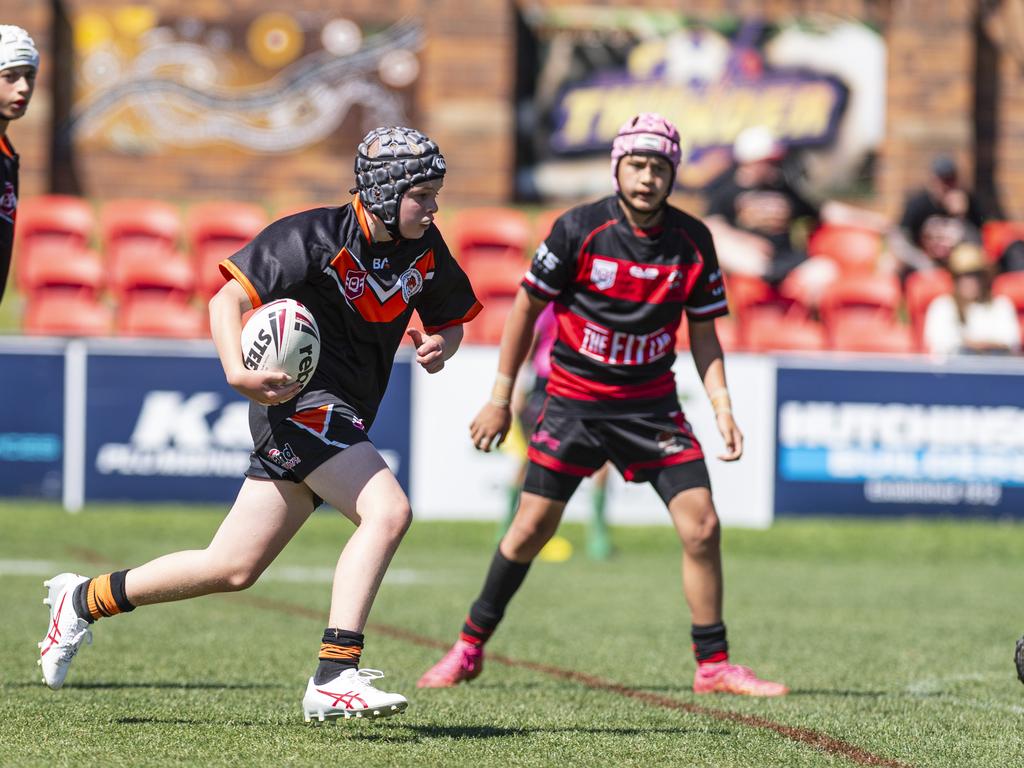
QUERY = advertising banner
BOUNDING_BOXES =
[82,345,412,504]
[0,346,65,499]
[412,346,774,527]
[775,359,1024,517]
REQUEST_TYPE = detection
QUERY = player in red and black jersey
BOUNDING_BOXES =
[37,127,480,721]
[0,26,38,305]
[420,114,787,696]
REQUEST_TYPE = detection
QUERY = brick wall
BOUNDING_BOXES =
[5,0,1024,220]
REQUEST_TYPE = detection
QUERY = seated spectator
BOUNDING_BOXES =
[923,242,1020,355]
[891,154,989,276]
[704,126,886,307]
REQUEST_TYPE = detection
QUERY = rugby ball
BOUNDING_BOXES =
[240,298,321,391]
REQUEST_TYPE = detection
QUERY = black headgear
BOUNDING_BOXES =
[352,126,446,237]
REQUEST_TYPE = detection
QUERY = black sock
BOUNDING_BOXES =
[72,581,93,625]
[691,622,729,664]
[460,549,532,645]
[314,628,364,684]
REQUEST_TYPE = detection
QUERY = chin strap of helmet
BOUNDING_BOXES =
[352,126,446,238]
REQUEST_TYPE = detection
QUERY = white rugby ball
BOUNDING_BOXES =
[240,298,321,391]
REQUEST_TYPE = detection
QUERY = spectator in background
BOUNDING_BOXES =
[891,154,989,277]
[0,25,38,305]
[704,126,886,307]
[923,242,1020,356]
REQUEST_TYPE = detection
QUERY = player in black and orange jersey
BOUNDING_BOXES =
[419,113,788,696]
[37,127,481,722]
[0,25,38,305]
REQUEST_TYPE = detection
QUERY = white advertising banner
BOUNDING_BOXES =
[411,346,774,527]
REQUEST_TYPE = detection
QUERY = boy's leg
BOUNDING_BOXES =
[418,487,569,688]
[39,477,316,690]
[300,442,411,721]
[667,485,787,697]
[586,464,612,560]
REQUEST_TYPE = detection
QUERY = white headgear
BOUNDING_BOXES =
[0,26,39,72]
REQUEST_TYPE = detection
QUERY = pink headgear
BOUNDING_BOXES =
[610,112,682,192]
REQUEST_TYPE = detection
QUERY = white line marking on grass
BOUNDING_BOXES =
[906,673,1024,716]
[0,559,58,575]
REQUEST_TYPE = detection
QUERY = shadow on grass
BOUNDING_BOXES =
[638,685,889,698]
[5,680,286,691]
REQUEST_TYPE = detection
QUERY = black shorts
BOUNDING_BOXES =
[523,396,711,505]
[246,402,372,485]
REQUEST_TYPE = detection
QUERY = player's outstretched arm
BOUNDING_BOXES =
[209,281,301,405]
[469,288,547,453]
[688,318,743,462]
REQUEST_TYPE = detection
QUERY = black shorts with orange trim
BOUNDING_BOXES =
[246,402,372,486]
[522,395,711,505]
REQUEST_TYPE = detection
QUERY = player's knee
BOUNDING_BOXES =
[368,499,413,541]
[681,513,720,555]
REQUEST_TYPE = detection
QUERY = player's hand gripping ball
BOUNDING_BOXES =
[240,299,321,392]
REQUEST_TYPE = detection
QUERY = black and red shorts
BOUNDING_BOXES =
[246,403,372,484]
[523,396,711,504]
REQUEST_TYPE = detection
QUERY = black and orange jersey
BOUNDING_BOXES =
[220,196,481,427]
[521,196,727,411]
[0,135,19,305]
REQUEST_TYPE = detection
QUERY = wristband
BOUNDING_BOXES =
[491,373,513,407]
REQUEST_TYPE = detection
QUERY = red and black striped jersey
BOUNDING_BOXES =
[0,136,19,305]
[522,196,727,410]
[221,197,481,426]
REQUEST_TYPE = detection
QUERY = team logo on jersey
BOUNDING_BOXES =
[0,181,15,222]
[629,265,660,280]
[656,430,688,456]
[590,259,618,290]
[267,443,301,470]
[351,416,365,431]
[344,269,367,300]
[399,267,424,302]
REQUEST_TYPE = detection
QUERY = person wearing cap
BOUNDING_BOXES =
[418,113,788,697]
[923,242,1020,355]
[0,25,38,305]
[36,127,481,723]
[892,154,989,277]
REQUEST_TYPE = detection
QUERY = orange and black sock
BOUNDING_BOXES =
[314,628,363,684]
[72,570,136,625]
[692,622,729,665]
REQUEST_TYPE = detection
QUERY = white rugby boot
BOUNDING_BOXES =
[38,573,92,690]
[302,668,408,723]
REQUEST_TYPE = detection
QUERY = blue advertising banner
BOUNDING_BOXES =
[84,349,412,504]
[775,361,1024,517]
[0,351,64,499]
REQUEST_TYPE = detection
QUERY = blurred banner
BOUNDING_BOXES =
[411,346,775,527]
[517,12,885,201]
[0,342,64,500]
[775,357,1024,517]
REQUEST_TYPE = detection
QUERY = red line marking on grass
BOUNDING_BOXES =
[63,549,909,768]
[239,595,911,768]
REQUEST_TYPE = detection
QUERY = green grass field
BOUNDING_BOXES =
[3,501,1024,767]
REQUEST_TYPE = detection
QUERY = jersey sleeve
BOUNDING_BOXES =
[219,217,321,308]
[416,234,483,333]
[522,215,576,300]
[683,220,729,321]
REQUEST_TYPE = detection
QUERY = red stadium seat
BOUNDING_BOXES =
[116,294,206,339]
[100,199,182,269]
[993,270,1024,313]
[744,316,828,353]
[904,269,954,345]
[450,207,532,267]
[807,223,883,274]
[828,314,918,354]
[109,251,195,300]
[676,316,739,352]
[18,248,105,299]
[187,201,269,299]
[819,274,902,330]
[981,220,1024,263]
[15,195,96,293]
[467,257,527,303]
[22,293,113,337]
[464,296,515,345]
